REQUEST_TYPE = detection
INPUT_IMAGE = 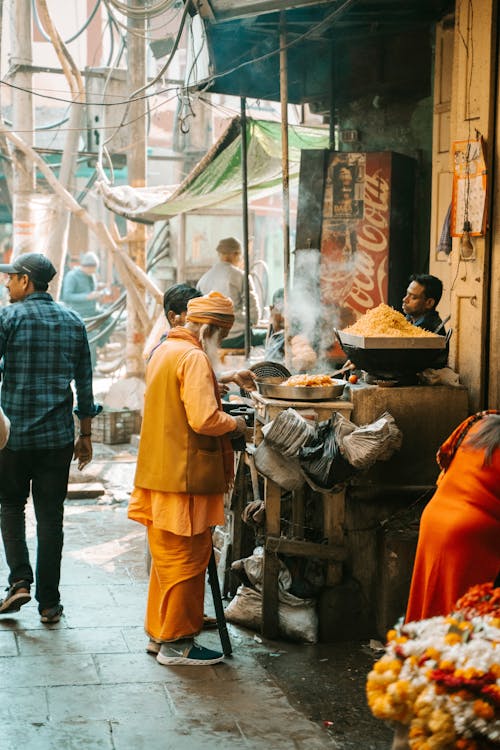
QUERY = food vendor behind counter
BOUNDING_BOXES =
[403,273,448,368]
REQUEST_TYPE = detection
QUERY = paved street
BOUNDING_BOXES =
[0,440,391,750]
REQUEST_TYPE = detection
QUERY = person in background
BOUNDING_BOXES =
[144,283,202,362]
[196,237,263,349]
[402,273,446,335]
[405,410,500,623]
[0,253,101,623]
[129,292,247,666]
[61,251,106,319]
[61,251,107,368]
[264,288,285,363]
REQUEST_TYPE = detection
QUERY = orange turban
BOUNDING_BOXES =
[186,291,235,330]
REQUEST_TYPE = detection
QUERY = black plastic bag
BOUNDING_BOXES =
[299,417,356,491]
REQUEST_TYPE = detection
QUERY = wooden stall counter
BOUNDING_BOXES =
[251,392,353,639]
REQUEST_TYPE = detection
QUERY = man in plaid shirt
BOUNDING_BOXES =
[0,253,101,623]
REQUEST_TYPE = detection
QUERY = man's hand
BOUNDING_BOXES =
[74,436,92,470]
[233,369,257,391]
[219,369,256,391]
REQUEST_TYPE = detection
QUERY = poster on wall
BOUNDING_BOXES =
[450,137,487,237]
[322,153,366,221]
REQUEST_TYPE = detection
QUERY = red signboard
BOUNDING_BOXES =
[320,152,391,319]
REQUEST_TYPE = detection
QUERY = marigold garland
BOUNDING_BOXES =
[366,584,500,749]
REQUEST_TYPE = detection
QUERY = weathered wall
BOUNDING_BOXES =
[337,95,433,276]
[430,0,499,410]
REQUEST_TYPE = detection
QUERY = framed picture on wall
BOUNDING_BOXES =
[450,137,487,237]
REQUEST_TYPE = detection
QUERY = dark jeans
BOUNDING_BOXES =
[0,443,74,611]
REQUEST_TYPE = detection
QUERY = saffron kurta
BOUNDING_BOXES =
[405,420,500,622]
[129,327,237,642]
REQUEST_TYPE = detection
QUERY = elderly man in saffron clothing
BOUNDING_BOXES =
[129,292,246,666]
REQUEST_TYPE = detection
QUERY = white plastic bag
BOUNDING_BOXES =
[231,546,292,591]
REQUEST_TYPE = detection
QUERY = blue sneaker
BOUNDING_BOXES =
[156,639,224,666]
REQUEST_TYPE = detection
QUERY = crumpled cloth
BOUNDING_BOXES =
[418,367,460,386]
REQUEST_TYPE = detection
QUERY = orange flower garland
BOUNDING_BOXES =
[366,584,500,749]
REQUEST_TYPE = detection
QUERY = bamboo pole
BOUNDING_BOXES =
[280,12,291,371]
[0,122,162,329]
[240,97,251,358]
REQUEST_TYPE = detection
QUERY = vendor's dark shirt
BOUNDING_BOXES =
[406,309,448,367]
[0,292,101,449]
[406,309,446,336]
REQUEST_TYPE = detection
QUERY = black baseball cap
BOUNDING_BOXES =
[0,252,57,283]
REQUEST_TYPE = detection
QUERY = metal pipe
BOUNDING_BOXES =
[240,96,251,358]
[279,11,291,370]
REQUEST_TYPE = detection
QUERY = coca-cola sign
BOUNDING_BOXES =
[320,152,390,316]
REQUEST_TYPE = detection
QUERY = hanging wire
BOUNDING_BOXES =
[102,0,180,40]
[451,0,475,291]
[32,0,102,44]
[102,1,190,147]
[105,0,177,19]
[1,0,353,109]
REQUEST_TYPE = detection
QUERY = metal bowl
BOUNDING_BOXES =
[256,378,345,401]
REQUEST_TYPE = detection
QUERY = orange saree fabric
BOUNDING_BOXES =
[406,421,500,622]
[146,526,212,642]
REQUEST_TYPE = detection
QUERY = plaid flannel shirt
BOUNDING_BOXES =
[0,292,101,450]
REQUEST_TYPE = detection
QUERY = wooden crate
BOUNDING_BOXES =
[90,408,141,444]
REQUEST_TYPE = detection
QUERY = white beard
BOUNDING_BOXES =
[200,325,221,370]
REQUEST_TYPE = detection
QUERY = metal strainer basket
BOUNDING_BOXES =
[249,361,291,379]
[240,361,291,396]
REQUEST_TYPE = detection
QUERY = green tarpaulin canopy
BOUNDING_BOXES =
[98,117,330,222]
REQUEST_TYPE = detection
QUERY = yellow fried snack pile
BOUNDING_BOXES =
[344,304,437,338]
[282,374,334,387]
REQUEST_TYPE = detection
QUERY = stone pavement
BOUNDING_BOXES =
[0,442,344,750]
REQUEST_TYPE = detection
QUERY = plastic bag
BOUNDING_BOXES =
[341,411,402,469]
[299,415,356,492]
[231,546,292,592]
[254,441,305,490]
[224,584,318,643]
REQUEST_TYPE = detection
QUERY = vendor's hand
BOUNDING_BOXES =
[229,416,247,437]
[74,436,93,470]
[218,382,230,396]
[87,290,102,300]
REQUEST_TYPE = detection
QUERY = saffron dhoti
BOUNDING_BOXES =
[146,526,212,642]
